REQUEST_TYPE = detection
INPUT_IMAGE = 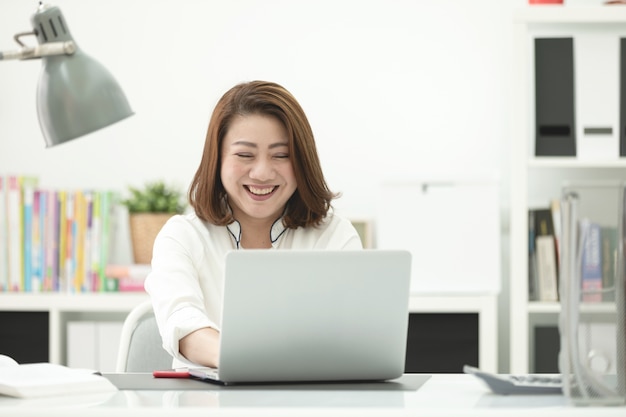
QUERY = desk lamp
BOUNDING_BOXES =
[0,2,133,147]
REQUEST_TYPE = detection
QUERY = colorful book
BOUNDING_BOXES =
[42,190,56,291]
[82,191,94,292]
[73,190,85,292]
[550,199,561,267]
[90,192,102,292]
[65,191,76,293]
[57,190,68,293]
[21,176,38,292]
[104,264,150,292]
[0,175,7,291]
[30,189,44,292]
[7,175,22,292]
[535,234,559,302]
[580,219,602,303]
[600,226,618,302]
[99,191,118,292]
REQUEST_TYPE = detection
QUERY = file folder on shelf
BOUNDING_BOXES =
[620,38,626,157]
[534,38,577,157]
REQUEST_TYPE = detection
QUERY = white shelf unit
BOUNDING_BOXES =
[0,293,497,373]
[510,6,626,373]
[0,293,148,365]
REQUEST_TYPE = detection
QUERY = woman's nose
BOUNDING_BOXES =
[249,158,274,180]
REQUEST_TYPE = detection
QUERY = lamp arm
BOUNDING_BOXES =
[0,40,76,61]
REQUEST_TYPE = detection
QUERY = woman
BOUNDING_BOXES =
[144,81,362,368]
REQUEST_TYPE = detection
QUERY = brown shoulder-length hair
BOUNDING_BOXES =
[189,80,338,228]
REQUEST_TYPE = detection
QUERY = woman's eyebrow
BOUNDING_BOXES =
[269,141,289,149]
[231,140,256,148]
[230,140,288,149]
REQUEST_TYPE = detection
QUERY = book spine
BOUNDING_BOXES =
[59,191,74,292]
[528,210,539,302]
[43,190,55,291]
[533,208,559,302]
[31,189,43,292]
[73,190,85,293]
[22,177,37,292]
[535,235,559,302]
[52,191,62,292]
[600,226,618,302]
[91,192,101,292]
[66,191,76,294]
[7,175,22,292]
[0,175,7,292]
[99,191,118,292]
[580,220,602,303]
[83,191,94,292]
[550,199,562,269]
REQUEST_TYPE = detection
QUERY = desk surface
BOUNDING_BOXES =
[0,373,624,417]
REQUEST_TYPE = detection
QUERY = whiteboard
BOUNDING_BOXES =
[377,181,501,295]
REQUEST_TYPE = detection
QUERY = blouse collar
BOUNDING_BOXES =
[226,216,287,249]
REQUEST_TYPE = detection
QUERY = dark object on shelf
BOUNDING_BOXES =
[620,38,626,156]
[534,38,576,157]
[0,312,48,364]
[534,326,560,373]
[405,313,478,373]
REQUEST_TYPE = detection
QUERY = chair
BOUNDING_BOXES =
[116,300,173,372]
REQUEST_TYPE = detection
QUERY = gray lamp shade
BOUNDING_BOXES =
[32,5,133,147]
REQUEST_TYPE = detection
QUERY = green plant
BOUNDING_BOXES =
[122,181,186,214]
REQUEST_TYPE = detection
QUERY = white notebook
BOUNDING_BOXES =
[0,361,117,398]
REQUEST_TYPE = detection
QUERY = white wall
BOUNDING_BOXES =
[0,0,519,371]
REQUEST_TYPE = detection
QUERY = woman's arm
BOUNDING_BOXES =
[145,215,225,367]
[179,326,221,368]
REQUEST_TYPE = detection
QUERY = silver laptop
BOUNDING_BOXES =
[189,249,411,385]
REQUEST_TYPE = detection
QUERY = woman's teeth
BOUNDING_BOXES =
[248,186,275,195]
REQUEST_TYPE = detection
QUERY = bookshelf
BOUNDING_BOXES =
[510,5,626,373]
[0,293,498,373]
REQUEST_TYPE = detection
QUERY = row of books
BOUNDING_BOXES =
[0,175,122,293]
[528,200,618,303]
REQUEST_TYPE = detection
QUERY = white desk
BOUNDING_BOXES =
[0,374,624,417]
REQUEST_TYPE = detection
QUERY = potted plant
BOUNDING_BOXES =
[122,181,186,264]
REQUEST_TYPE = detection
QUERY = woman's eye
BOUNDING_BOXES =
[236,153,253,158]
[274,154,289,159]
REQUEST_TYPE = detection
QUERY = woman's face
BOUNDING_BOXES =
[220,114,297,225]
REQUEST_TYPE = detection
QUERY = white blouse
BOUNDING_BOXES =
[144,211,362,367]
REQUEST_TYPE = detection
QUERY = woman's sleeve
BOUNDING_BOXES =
[317,214,364,250]
[143,216,218,365]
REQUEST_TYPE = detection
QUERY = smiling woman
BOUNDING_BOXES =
[144,80,363,369]
[219,113,297,238]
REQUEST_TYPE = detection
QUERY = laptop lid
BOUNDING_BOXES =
[207,249,411,384]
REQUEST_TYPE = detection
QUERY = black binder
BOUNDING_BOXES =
[534,38,576,157]
[619,38,626,156]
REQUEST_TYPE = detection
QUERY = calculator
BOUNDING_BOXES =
[463,365,563,395]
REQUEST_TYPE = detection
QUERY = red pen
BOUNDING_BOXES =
[153,369,190,378]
